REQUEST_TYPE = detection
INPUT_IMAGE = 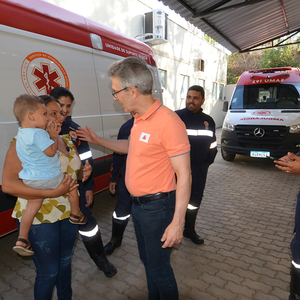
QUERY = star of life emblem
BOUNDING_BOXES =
[21,52,70,95]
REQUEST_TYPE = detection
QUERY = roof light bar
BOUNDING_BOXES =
[249,67,292,73]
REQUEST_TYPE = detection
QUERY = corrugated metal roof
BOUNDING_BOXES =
[158,0,300,53]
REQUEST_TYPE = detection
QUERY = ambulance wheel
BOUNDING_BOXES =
[221,148,235,161]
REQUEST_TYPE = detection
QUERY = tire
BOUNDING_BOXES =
[221,147,236,161]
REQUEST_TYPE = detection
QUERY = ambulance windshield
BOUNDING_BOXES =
[230,83,300,109]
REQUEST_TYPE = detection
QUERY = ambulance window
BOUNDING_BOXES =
[230,86,244,109]
[276,83,300,109]
[258,90,270,102]
[230,83,300,109]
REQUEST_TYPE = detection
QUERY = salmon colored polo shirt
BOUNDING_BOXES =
[125,99,190,197]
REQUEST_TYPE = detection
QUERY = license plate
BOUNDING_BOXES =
[250,151,270,158]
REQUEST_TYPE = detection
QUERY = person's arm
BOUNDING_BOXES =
[2,141,77,199]
[44,121,60,157]
[65,125,95,206]
[161,152,191,248]
[110,152,124,181]
[63,143,84,202]
[274,152,300,174]
[109,119,132,185]
[76,159,94,207]
[64,137,85,182]
[276,153,296,162]
[78,160,92,182]
[109,182,117,195]
[205,121,218,165]
[85,190,94,207]
[77,126,129,154]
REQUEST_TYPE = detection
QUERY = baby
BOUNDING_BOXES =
[12,94,86,256]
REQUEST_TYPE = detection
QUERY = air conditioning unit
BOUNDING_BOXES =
[144,9,168,46]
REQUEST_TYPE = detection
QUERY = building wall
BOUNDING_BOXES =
[152,19,228,126]
[44,0,228,127]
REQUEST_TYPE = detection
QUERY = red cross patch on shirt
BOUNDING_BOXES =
[139,132,150,143]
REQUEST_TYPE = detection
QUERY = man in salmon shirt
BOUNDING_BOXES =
[77,57,191,300]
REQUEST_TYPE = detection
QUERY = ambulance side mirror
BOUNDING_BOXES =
[222,101,228,112]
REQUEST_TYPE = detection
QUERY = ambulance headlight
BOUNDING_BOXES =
[223,122,235,132]
[289,124,300,133]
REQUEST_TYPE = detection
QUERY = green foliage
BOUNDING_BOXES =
[258,47,300,69]
[227,64,240,84]
[227,52,260,84]
[204,34,216,45]
[227,40,300,84]
[227,73,239,85]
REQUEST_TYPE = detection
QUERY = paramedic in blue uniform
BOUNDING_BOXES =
[275,153,300,300]
[104,115,134,255]
[176,85,217,245]
[50,87,117,277]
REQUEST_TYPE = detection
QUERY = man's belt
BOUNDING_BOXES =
[130,191,175,204]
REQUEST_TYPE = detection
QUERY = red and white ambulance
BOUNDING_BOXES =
[221,67,300,161]
[0,0,162,236]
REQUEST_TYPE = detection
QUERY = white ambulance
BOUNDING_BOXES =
[0,0,162,236]
[221,67,300,161]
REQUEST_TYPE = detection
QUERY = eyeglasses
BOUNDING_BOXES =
[111,86,138,99]
[112,87,129,99]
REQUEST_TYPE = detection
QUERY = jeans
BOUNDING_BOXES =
[131,191,178,300]
[19,218,78,300]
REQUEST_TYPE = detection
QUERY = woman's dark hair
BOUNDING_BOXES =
[38,95,59,106]
[50,87,74,102]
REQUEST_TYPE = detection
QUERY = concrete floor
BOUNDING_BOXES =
[0,130,298,299]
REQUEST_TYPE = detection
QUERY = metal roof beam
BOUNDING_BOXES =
[276,31,298,46]
[279,0,289,30]
[195,0,232,15]
[171,0,196,14]
[242,41,300,52]
[192,0,270,20]
[240,29,300,52]
[200,18,241,52]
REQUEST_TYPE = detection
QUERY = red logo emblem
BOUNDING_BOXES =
[139,132,150,143]
[253,111,271,115]
[69,131,77,139]
[21,52,69,95]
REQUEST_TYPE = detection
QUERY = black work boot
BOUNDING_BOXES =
[183,208,204,245]
[104,218,128,255]
[82,230,117,278]
[290,263,300,300]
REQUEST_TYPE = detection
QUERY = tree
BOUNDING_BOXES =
[258,46,300,69]
[227,52,260,84]
[227,35,300,84]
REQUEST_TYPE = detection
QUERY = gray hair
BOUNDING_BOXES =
[107,57,153,95]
